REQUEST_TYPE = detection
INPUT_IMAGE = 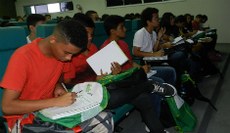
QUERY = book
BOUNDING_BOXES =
[39,82,103,120]
[86,41,129,75]
[172,36,184,45]
[191,30,205,39]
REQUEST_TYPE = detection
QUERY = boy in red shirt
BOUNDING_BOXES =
[64,13,99,84]
[0,20,88,131]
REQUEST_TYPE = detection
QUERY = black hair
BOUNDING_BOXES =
[160,12,175,29]
[141,7,159,27]
[103,15,125,36]
[72,13,95,28]
[85,10,97,17]
[202,15,208,23]
[26,14,45,30]
[196,14,203,19]
[175,15,186,24]
[101,14,109,21]
[54,20,88,50]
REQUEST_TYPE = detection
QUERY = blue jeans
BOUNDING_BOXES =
[149,66,177,85]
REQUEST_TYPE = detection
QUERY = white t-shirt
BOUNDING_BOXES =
[133,27,157,52]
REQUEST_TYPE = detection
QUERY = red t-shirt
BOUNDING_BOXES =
[64,43,98,83]
[192,20,200,30]
[0,38,70,128]
[101,39,133,71]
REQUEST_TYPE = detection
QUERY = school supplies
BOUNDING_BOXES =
[39,82,104,120]
[86,41,128,75]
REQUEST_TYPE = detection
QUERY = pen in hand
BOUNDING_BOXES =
[61,83,68,92]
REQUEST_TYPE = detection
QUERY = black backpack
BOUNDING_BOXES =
[179,73,217,111]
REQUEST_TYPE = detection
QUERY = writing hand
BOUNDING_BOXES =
[55,92,76,107]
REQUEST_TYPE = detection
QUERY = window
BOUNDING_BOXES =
[144,0,162,3]
[106,0,123,7]
[107,0,182,7]
[48,3,60,13]
[124,0,142,5]
[24,1,73,15]
[35,5,48,14]
[61,1,73,12]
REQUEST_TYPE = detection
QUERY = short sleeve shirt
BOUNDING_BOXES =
[0,38,70,128]
[133,27,157,52]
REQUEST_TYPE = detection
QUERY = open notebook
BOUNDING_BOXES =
[86,41,128,75]
[39,82,103,120]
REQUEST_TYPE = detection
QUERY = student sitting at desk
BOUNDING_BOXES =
[0,20,112,133]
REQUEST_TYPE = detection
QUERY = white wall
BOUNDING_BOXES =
[15,0,230,43]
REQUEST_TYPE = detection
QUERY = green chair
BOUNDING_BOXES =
[0,26,27,132]
[93,22,108,48]
[36,24,57,38]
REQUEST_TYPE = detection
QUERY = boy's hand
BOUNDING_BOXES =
[158,27,166,39]
[152,49,164,56]
[55,92,76,107]
[142,64,151,73]
[111,62,121,75]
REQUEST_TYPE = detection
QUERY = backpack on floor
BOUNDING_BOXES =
[179,72,217,111]
[166,94,197,132]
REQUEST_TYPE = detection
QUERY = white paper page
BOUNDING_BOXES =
[172,36,183,45]
[147,70,157,78]
[143,55,168,61]
[86,41,128,75]
[174,94,184,109]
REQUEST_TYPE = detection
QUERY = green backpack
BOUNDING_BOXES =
[166,94,197,132]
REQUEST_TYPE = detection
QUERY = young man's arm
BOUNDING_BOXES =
[133,46,164,57]
[1,88,76,115]
[153,27,166,51]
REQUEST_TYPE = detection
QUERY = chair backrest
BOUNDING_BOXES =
[93,22,107,48]
[36,24,57,38]
[46,19,58,24]
[0,26,27,116]
[131,19,142,31]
